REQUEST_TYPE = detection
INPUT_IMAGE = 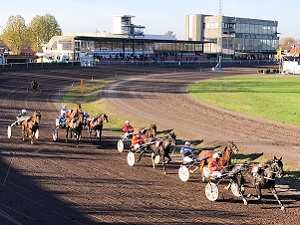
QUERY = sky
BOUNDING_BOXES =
[0,0,299,40]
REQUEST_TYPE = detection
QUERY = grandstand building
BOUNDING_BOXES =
[39,15,213,64]
[39,14,279,63]
[185,14,279,59]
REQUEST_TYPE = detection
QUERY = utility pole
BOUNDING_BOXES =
[213,0,223,71]
[219,0,223,16]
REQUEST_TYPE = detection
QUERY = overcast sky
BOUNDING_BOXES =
[0,0,298,40]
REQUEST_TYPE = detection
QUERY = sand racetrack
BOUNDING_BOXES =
[0,65,299,225]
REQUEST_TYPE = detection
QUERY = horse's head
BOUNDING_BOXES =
[270,156,284,178]
[33,110,42,124]
[160,132,176,153]
[146,124,157,138]
[102,114,108,123]
[166,132,176,146]
[225,141,239,154]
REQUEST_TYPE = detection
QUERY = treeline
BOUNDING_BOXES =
[0,14,61,54]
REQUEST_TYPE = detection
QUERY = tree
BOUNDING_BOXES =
[28,13,62,52]
[2,15,29,54]
[279,37,296,47]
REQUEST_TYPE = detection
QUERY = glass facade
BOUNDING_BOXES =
[190,14,279,58]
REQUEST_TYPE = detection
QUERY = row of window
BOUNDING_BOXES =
[205,22,277,35]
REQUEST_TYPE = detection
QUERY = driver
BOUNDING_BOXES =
[208,152,223,178]
[10,109,28,127]
[122,120,134,138]
[31,79,38,88]
[180,141,195,164]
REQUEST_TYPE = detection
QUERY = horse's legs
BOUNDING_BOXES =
[30,131,34,144]
[162,154,167,175]
[99,126,102,142]
[76,131,79,147]
[151,152,156,168]
[198,160,204,173]
[21,124,26,141]
[229,176,248,205]
[88,127,92,140]
[66,128,69,142]
[137,151,144,162]
[270,187,285,210]
[251,185,262,200]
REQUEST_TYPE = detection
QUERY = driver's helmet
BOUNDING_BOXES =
[126,120,130,124]
[21,109,27,114]
[185,141,191,146]
[212,152,221,160]
[84,110,88,115]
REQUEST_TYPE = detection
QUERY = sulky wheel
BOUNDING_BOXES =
[205,182,219,201]
[178,165,190,182]
[127,151,135,166]
[117,140,125,152]
[7,126,12,138]
[53,128,58,141]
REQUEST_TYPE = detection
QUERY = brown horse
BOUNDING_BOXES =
[66,112,84,147]
[143,124,157,139]
[65,103,82,120]
[198,141,239,179]
[130,124,157,148]
[87,113,108,141]
[21,110,42,144]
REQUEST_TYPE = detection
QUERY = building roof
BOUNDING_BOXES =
[289,46,300,55]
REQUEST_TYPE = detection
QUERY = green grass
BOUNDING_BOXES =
[188,75,300,188]
[188,75,300,126]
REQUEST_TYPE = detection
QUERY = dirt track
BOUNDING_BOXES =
[0,66,299,225]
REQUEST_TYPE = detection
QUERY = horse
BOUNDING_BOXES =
[66,112,84,147]
[130,124,157,148]
[146,132,177,175]
[143,124,157,139]
[87,113,108,141]
[229,156,285,210]
[65,103,82,120]
[198,141,239,180]
[21,110,42,144]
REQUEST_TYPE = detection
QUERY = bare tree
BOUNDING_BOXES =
[280,37,296,47]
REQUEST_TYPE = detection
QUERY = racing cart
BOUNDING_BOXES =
[27,81,42,94]
[126,140,158,166]
[117,132,133,152]
[204,168,245,202]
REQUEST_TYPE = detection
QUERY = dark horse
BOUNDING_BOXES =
[66,112,84,147]
[21,110,41,144]
[229,156,285,210]
[147,132,176,175]
[87,113,108,141]
[198,141,239,180]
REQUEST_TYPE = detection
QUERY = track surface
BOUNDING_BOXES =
[0,66,299,225]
